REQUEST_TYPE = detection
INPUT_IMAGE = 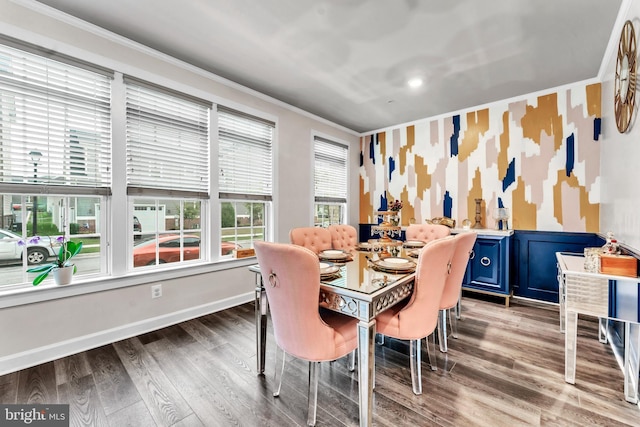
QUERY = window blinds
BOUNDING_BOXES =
[314,136,348,203]
[0,42,112,194]
[218,107,274,200]
[125,78,210,198]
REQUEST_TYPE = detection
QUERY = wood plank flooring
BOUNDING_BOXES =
[1,296,639,426]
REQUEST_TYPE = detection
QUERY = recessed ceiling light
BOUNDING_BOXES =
[407,78,423,88]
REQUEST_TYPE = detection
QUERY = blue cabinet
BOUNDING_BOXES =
[461,231,512,306]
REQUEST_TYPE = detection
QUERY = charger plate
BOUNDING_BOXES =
[403,240,426,248]
[372,257,416,273]
[319,249,351,260]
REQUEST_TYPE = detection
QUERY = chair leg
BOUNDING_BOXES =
[348,349,356,372]
[449,308,458,339]
[409,339,422,395]
[307,361,320,426]
[273,347,286,397]
[438,309,448,353]
[455,291,462,320]
[426,333,437,371]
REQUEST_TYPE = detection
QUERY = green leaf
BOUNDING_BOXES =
[32,270,52,286]
[27,264,55,273]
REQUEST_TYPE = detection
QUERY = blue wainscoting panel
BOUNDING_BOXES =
[513,230,600,302]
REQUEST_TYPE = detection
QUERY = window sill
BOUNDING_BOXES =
[0,256,258,309]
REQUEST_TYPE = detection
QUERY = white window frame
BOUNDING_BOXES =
[217,106,274,255]
[125,77,211,269]
[0,37,112,289]
[313,134,349,227]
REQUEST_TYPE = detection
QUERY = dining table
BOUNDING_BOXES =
[249,241,420,427]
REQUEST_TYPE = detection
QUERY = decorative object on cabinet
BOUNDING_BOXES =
[583,247,601,273]
[600,254,638,278]
[461,219,472,230]
[492,208,510,230]
[614,20,636,133]
[472,199,484,229]
[426,216,456,228]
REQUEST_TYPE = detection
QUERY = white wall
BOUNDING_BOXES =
[600,1,640,253]
[0,0,359,373]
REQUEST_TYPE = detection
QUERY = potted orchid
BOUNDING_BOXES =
[26,236,82,286]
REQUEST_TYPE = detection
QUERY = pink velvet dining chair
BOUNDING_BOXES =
[253,241,358,426]
[375,235,457,395]
[405,223,451,243]
[289,226,333,254]
[437,231,477,353]
[328,224,358,252]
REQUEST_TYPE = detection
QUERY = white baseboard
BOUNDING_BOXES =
[0,292,254,376]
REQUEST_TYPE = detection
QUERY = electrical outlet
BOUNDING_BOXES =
[151,284,162,299]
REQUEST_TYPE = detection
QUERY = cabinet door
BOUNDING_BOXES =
[470,238,501,289]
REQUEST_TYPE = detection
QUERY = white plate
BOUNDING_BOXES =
[320,265,340,276]
[319,262,332,269]
[384,257,410,264]
[320,250,349,259]
[374,257,416,271]
[403,240,426,248]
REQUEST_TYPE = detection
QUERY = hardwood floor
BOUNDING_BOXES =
[1,296,639,426]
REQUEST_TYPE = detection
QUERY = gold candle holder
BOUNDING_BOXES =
[473,198,484,229]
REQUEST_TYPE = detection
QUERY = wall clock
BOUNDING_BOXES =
[614,20,637,133]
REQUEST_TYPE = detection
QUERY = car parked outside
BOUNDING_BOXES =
[133,216,142,239]
[132,234,241,267]
[0,229,58,264]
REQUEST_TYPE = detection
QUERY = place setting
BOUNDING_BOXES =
[356,241,373,251]
[319,261,341,280]
[402,240,426,248]
[406,249,421,258]
[318,249,353,263]
[371,256,416,274]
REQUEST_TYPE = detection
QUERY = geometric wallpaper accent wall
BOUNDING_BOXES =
[360,83,601,232]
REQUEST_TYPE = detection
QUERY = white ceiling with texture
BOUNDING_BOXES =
[35,0,623,132]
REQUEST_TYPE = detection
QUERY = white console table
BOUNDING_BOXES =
[556,252,640,404]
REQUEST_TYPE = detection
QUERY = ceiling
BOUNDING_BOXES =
[35,0,623,133]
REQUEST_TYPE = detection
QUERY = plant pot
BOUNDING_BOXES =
[53,265,74,286]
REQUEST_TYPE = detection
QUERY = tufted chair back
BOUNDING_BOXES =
[289,227,333,254]
[405,223,451,243]
[328,224,358,251]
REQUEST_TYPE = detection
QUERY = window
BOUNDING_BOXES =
[220,200,267,255]
[125,78,210,268]
[0,40,112,288]
[131,198,203,268]
[218,107,273,254]
[314,136,348,227]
